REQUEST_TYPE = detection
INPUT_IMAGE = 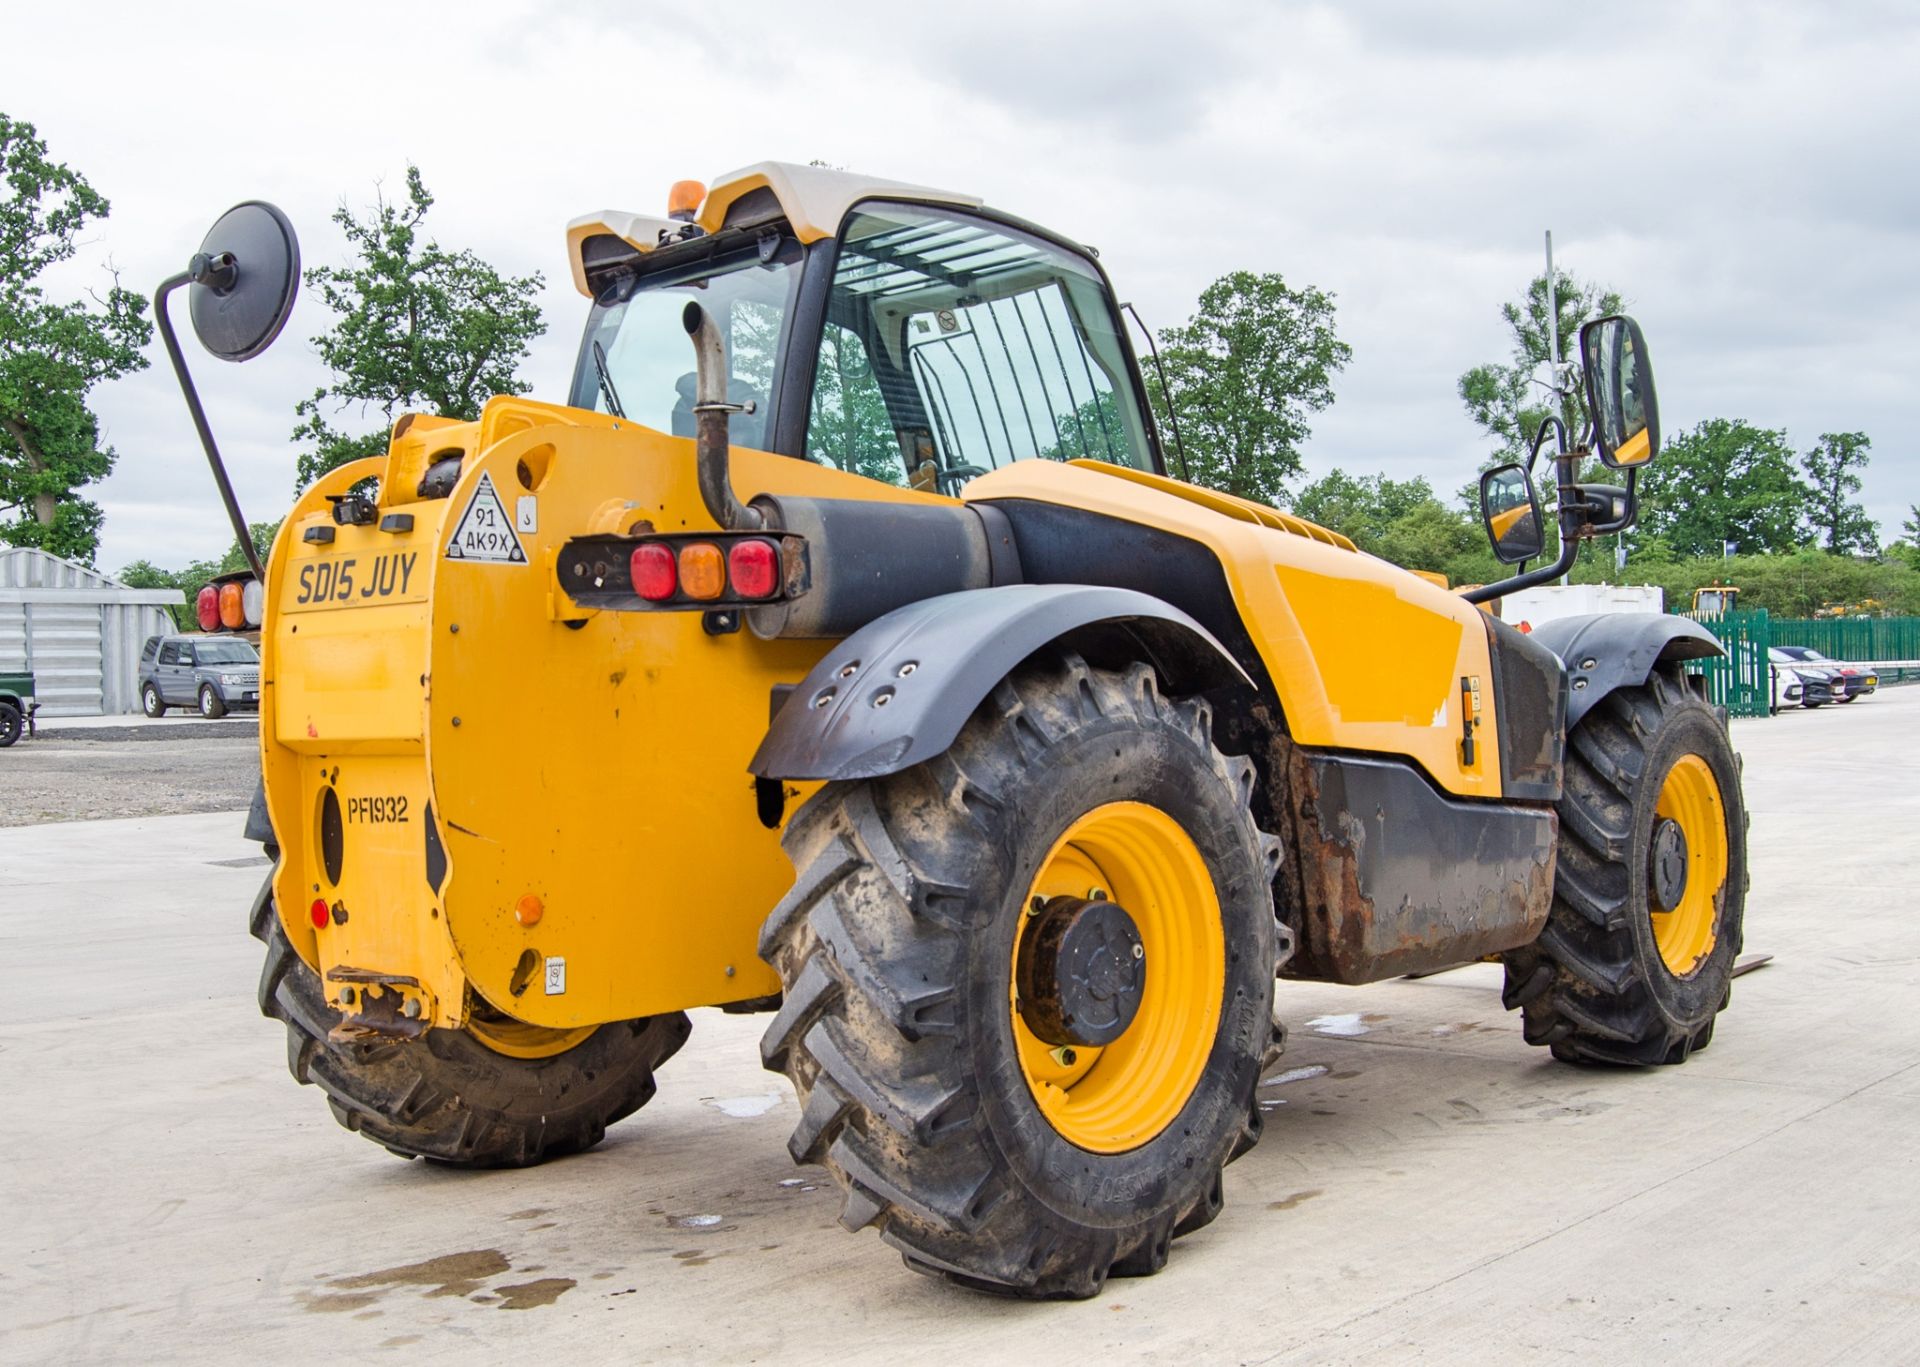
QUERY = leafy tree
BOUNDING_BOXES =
[1634,419,1807,559]
[1149,271,1351,503]
[117,520,281,630]
[295,167,545,488]
[1458,269,1622,467]
[1801,431,1877,554]
[0,115,152,562]
[1039,391,1128,466]
[1290,470,1436,552]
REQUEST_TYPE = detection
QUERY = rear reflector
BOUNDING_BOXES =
[195,585,220,631]
[309,899,329,929]
[728,539,779,599]
[679,542,726,600]
[631,543,677,601]
[218,582,245,629]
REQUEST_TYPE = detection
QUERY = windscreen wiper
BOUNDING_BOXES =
[592,340,627,419]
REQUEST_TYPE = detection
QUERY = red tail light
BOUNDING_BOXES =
[631,543,677,601]
[728,539,779,599]
[195,585,220,631]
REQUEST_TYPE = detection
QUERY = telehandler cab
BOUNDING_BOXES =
[158,163,1746,1299]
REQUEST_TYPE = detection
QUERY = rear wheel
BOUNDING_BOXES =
[1502,667,1747,1064]
[199,683,227,719]
[0,700,21,748]
[250,878,690,1165]
[141,683,167,718]
[758,653,1281,1298]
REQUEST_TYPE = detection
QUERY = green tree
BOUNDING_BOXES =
[1634,419,1807,559]
[1149,271,1351,503]
[806,324,902,483]
[0,115,152,562]
[1290,469,1437,552]
[1458,269,1622,467]
[295,166,546,488]
[1801,431,1877,554]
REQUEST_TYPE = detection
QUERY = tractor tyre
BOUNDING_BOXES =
[1502,666,1748,1065]
[758,652,1282,1299]
[250,878,691,1166]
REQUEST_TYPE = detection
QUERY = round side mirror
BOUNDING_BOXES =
[187,201,300,362]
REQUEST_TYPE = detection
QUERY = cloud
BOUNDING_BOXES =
[8,0,1918,568]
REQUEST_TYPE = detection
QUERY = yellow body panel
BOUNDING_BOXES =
[963,460,1503,797]
[262,399,1506,1036]
[263,398,950,1029]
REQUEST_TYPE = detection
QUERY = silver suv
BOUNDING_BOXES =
[139,634,261,718]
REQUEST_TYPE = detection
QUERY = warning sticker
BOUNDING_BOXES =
[445,472,526,564]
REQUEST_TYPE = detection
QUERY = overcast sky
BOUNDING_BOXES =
[12,0,1917,572]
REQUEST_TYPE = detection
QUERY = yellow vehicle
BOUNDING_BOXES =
[1692,584,1740,615]
[155,165,1748,1299]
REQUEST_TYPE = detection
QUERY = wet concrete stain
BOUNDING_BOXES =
[328,1249,512,1300]
[493,1279,576,1310]
[506,1208,550,1221]
[1268,1189,1324,1212]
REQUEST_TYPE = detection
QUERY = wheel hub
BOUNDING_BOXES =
[1650,816,1689,912]
[1016,896,1145,1048]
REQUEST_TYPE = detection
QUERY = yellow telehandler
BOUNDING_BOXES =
[155,164,1745,1298]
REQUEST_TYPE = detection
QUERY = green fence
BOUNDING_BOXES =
[1767,616,1920,663]
[1688,609,1773,717]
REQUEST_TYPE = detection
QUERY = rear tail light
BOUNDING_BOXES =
[678,542,726,600]
[218,582,245,629]
[631,543,677,601]
[195,585,220,631]
[728,539,779,599]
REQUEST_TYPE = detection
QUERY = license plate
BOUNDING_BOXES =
[245,691,259,701]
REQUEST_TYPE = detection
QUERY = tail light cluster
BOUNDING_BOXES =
[558,532,809,614]
[196,575,265,631]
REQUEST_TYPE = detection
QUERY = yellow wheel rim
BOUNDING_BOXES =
[466,1011,597,1060]
[1011,801,1225,1154]
[1650,754,1729,977]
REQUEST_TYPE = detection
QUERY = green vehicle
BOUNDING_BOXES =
[0,670,37,747]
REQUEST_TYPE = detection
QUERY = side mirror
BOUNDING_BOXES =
[1580,314,1659,469]
[186,201,302,361]
[1480,462,1544,564]
[154,201,302,582]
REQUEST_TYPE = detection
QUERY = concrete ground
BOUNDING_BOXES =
[0,729,257,826]
[3,692,1915,1365]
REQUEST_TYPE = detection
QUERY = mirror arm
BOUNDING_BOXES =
[154,271,264,582]
[1586,467,1638,536]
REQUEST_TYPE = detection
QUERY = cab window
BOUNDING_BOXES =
[806,204,1155,492]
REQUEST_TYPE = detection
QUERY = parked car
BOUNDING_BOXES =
[1767,647,1838,711]
[138,634,261,718]
[1773,646,1877,702]
[0,668,37,747]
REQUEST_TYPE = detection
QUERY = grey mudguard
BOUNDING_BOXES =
[1527,611,1722,729]
[750,584,1252,782]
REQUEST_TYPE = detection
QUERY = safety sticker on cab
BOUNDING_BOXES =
[445,472,527,565]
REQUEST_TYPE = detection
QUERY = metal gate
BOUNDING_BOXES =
[1687,608,1773,717]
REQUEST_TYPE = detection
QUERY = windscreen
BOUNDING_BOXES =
[807,204,1155,490]
[196,640,258,665]
[572,236,802,451]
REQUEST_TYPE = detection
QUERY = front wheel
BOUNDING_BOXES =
[198,683,227,719]
[759,653,1281,1299]
[141,683,167,718]
[1503,667,1747,1064]
[0,700,21,748]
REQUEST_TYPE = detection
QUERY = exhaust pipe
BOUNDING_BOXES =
[681,302,764,531]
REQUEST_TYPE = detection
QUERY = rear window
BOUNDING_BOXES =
[142,637,160,662]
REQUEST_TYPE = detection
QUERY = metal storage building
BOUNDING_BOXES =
[0,548,184,716]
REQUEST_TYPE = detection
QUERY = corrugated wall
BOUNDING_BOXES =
[0,549,184,716]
